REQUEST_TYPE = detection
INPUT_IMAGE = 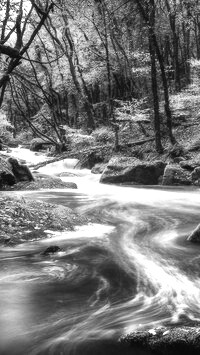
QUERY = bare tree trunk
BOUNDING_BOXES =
[165,0,181,91]
[149,34,163,153]
[134,0,175,145]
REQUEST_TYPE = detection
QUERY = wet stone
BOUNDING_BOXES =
[42,245,62,256]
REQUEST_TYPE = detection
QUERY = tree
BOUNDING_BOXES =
[0,0,54,107]
[134,0,175,145]
[148,0,163,152]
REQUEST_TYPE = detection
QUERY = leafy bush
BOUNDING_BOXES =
[114,98,150,123]
[132,149,144,160]
[70,132,95,151]
[168,144,186,158]
[92,127,114,145]
[188,136,200,152]
[9,130,34,146]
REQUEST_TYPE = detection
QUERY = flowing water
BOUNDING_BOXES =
[1,151,200,354]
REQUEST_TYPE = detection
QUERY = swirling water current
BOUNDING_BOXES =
[1,151,200,354]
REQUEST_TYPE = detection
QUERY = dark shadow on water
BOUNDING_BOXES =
[0,339,154,355]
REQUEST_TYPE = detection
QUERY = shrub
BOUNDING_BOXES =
[15,130,34,145]
[92,127,114,145]
[70,133,95,151]
[168,144,186,158]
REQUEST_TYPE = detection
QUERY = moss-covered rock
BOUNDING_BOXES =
[162,164,192,186]
[0,156,16,187]
[7,157,34,182]
[121,326,200,355]
[100,157,166,185]
[0,196,87,245]
[30,138,53,152]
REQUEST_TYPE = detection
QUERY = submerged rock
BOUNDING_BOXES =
[187,224,200,242]
[42,245,61,255]
[100,157,166,185]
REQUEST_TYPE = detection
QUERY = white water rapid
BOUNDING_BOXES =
[1,149,200,354]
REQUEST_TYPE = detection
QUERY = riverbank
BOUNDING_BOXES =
[0,195,89,246]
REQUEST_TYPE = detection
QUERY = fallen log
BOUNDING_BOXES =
[119,137,155,148]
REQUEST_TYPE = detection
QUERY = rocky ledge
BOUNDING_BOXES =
[120,326,200,355]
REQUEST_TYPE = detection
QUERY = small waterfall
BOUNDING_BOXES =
[39,158,79,175]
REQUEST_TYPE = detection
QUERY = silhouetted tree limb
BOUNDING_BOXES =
[0,0,54,108]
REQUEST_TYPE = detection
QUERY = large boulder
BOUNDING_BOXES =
[191,167,200,185]
[0,156,16,187]
[187,224,200,243]
[7,157,34,182]
[100,157,166,185]
[162,164,192,186]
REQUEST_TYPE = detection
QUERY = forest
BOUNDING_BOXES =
[1,0,200,158]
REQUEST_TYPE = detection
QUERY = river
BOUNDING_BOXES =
[1,148,200,354]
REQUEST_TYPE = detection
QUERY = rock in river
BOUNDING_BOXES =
[7,157,34,182]
[187,224,200,243]
[42,246,61,255]
[0,155,16,187]
[100,157,166,185]
[162,164,192,186]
